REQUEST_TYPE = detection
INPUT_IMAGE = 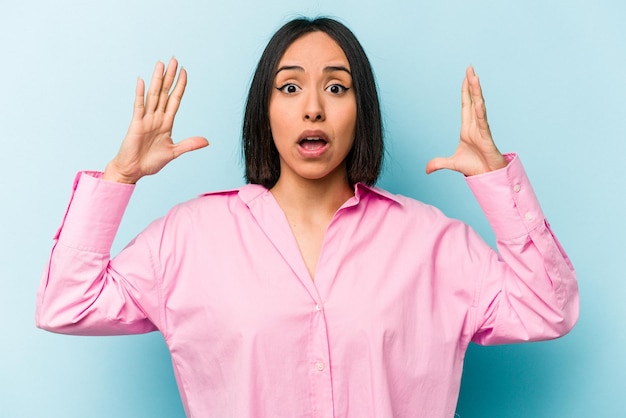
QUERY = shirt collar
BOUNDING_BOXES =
[200,182,403,207]
[353,182,404,206]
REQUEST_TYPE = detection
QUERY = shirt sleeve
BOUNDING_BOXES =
[35,171,160,336]
[465,154,579,345]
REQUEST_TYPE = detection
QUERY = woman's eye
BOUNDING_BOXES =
[278,84,300,94]
[326,84,349,94]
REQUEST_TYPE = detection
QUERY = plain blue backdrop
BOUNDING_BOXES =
[1,0,624,416]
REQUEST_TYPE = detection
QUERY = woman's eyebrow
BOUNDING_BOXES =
[324,65,351,75]
[275,65,352,76]
[275,65,304,75]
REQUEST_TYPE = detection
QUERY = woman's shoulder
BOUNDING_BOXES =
[361,184,444,217]
[167,184,268,216]
[355,184,461,235]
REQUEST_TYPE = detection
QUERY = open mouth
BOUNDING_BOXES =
[299,137,328,150]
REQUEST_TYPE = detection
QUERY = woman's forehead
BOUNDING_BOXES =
[277,32,350,69]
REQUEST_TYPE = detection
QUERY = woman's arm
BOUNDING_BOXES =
[36,59,207,334]
[466,155,579,344]
[428,67,579,343]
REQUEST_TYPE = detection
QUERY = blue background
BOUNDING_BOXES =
[1,0,624,416]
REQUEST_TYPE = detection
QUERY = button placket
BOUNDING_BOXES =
[308,300,334,416]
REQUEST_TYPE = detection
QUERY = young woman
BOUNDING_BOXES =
[36,17,579,417]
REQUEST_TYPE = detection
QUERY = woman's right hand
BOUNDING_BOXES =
[103,58,209,184]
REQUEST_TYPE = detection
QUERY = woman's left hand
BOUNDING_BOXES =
[426,66,508,176]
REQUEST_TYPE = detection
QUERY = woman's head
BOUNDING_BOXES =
[243,17,383,188]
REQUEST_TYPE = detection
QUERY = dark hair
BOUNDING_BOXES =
[243,17,384,188]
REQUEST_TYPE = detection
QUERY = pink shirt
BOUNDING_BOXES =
[36,154,578,417]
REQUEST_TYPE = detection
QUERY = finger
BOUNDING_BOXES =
[171,136,210,159]
[461,74,471,127]
[467,67,492,138]
[425,156,454,175]
[144,61,165,113]
[467,67,486,121]
[165,67,188,118]
[157,57,179,112]
[132,77,145,121]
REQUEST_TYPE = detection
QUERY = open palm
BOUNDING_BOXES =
[104,58,208,184]
[426,66,507,176]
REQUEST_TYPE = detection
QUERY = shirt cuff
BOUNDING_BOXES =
[465,153,545,240]
[54,171,135,253]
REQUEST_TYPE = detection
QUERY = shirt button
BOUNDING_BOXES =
[525,212,534,221]
[513,184,521,193]
[315,304,322,311]
[315,362,325,371]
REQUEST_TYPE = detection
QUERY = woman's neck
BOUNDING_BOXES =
[270,170,354,223]
[270,169,354,280]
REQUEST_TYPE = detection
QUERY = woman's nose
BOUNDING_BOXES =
[305,113,323,121]
[303,91,325,121]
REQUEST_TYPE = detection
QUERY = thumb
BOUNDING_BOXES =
[425,156,454,175]
[172,136,210,159]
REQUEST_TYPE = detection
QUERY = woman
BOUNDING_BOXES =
[36,17,579,417]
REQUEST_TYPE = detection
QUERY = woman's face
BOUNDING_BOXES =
[269,31,357,186]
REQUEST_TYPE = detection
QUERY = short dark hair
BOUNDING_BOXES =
[243,17,384,188]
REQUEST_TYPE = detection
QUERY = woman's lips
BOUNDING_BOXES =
[297,130,329,157]
[297,134,329,157]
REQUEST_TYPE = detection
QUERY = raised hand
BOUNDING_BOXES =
[103,58,209,184]
[425,66,507,177]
